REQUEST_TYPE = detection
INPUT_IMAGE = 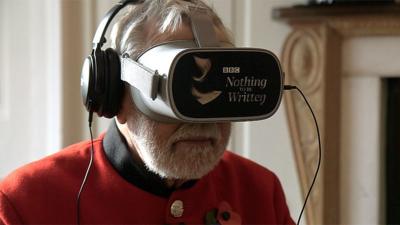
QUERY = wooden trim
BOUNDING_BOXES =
[60,0,90,146]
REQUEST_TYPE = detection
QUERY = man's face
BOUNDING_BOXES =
[120,24,232,180]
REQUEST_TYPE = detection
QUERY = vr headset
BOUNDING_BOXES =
[81,0,284,123]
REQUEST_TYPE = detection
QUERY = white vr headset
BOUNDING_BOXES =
[121,40,284,123]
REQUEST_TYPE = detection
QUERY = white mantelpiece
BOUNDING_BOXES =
[275,4,400,225]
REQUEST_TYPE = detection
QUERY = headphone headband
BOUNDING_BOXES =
[92,0,140,49]
[81,0,141,120]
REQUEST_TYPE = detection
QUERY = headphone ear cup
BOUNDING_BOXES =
[81,54,97,112]
[91,49,107,117]
[101,48,124,118]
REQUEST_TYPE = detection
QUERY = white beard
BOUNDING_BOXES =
[129,114,230,180]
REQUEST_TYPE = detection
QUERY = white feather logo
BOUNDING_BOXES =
[191,56,221,105]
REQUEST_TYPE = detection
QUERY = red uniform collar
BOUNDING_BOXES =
[102,120,197,197]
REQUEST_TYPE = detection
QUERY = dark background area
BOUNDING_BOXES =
[386,78,400,225]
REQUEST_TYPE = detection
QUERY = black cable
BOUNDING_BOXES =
[284,85,322,225]
[76,119,95,225]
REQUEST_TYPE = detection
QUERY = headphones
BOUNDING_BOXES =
[80,0,141,120]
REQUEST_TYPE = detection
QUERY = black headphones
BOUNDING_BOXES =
[77,2,142,224]
[80,0,140,120]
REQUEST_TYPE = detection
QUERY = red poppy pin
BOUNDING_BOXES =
[204,201,241,225]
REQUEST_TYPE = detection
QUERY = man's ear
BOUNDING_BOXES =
[116,87,131,124]
[116,110,127,124]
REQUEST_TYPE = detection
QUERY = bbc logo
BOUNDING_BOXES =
[223,67,240,74]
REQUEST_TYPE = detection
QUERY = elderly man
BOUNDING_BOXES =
[0,0,294,224]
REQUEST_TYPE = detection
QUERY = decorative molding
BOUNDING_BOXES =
[282,25,327,225]
[277,5,400,225]
[285,28,323,94]
[328,16,400,37]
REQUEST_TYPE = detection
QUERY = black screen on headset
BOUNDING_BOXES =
[170,50,283,120]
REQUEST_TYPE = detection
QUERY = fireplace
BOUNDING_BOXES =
[385,78,400,224]
[274,3,400,225]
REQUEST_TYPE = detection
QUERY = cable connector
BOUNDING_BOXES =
[284,85,297,90]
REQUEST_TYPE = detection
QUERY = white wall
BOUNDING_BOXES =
[341,76,384,224]
[0,0,61,178]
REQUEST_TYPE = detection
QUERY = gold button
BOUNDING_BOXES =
[170,200,184,218]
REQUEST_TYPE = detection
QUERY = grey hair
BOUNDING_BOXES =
[110,0,232,60]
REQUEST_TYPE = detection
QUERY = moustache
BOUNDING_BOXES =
[169,123,220,143]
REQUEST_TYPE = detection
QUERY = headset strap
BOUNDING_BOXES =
[120,57,161,100]
[189,7,219,48]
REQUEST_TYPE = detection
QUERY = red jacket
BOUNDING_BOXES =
[0,134,294,225]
